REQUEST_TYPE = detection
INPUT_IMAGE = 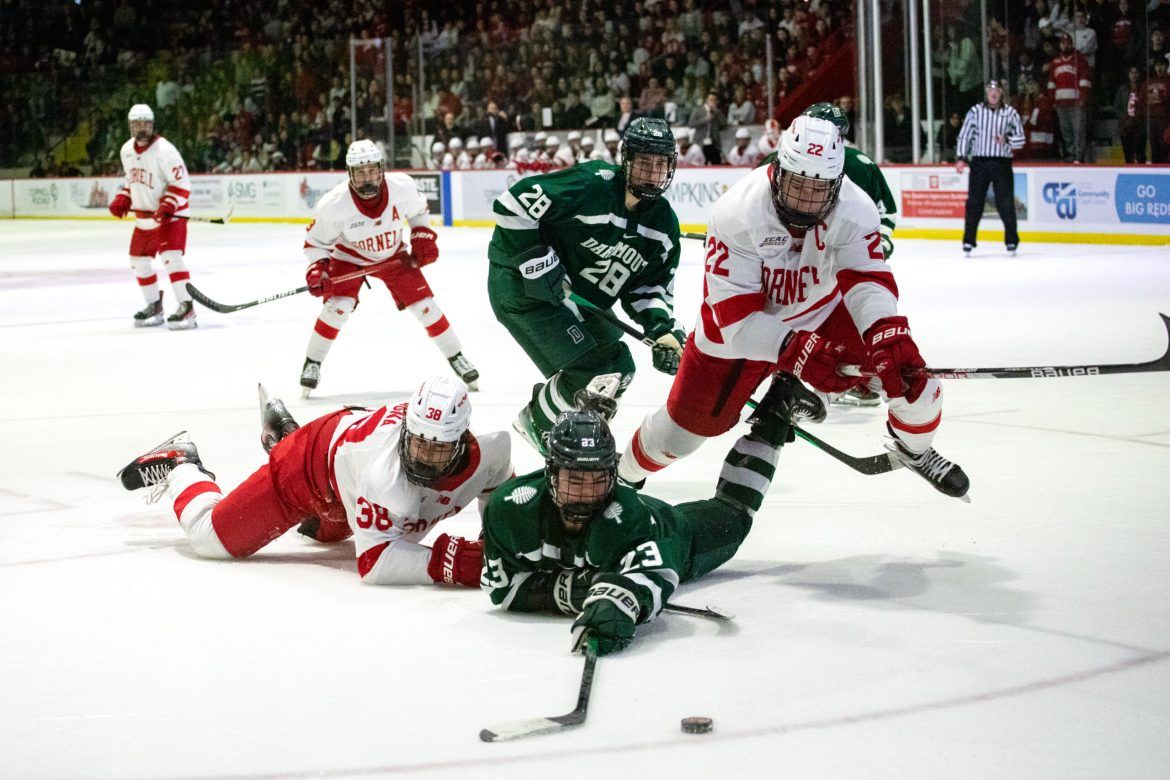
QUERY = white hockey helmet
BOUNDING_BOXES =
[465,137,481,152]
[672,127,692,144]
[432,141,446,154]
[734,127,751,140]
[345,139,384,199]
[128,104,154,122]
[534,131,547,146]
[400,376,473,486]
[603,129,620,144]
[770,115,845,230]
[449,137,464,150]
[508,135,525,150]
[567,130,582,142]
[580,135,595,148]
[545,135,560,148]
[763,118,781,139]
[479,135,494,148]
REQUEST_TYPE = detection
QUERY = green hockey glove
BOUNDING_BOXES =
[570,573,641,656]
[518,247,566,304]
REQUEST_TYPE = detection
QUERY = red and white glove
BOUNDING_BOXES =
[426,533,483,588]
[863,316,927,402]
[409,226,439,267]
[305,260,332,298]
[153,199,177,222]
[776,330,859,394]
[108,193,131,219]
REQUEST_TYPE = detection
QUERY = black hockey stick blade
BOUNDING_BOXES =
[479,639,598,742]
[664,602,735,621]
[186,282,309,314]
[792,424,903,475]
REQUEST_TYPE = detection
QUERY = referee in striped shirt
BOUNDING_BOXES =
[956,80,1025,255]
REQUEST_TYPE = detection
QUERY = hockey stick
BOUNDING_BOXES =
[479,637,598,742]
[132,206,233,224]
[186,259,399,314]
[664,602,735,621]
[574,302,899,476]
[836,314,1170,379]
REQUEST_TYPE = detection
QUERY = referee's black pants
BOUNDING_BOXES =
[963,156,1019,247]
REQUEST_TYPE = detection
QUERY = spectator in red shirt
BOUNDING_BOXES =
[1113,66,1147,163]
[1046,32,1093,162]
[1143,56,1170,163]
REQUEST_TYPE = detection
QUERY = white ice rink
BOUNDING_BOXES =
[2,220,1169,779]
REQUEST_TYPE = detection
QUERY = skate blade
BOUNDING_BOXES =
[134,316,164,328]
[466,380,480,392]
[301,387,313,400]
[166,320,197,330]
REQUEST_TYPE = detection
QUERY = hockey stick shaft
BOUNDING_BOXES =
[479,638,598,742]
[664,602,735,621]
[187,260,398,314]
[131,209,230,224]
[574,302,898,476]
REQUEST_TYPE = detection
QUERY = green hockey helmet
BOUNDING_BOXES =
[621,117,678,201]
[545,409,618,535]
[801,102,851,136]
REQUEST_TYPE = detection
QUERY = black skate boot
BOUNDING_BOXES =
[166,300,197,330]
[117,431,215,502]
[300,358,321,398]
[746,372,827,446]
[447,352,480,391]
[259,383,299,454]
[133,293,164,327]
[885,428,971,501]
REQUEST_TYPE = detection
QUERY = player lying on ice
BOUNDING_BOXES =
[486,117,687,454]
[618,115,970,499]
[479,373,823,655]
[118,376,511,586]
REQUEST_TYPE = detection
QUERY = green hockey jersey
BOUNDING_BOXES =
[480,470,687,623]
[487,160,682,336]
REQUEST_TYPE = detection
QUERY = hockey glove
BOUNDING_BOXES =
[305,260,332,298]
[777,330,860,394]
[426,533,484,587]
[409,226,439,267]
[863,316,927,402]
[108,193,131,219]
[570,573,641,656]
[518,247,566,305]
[647,324,687,375]
[881,232,894,259]
[153,199,177,222]
[551,569,596,614]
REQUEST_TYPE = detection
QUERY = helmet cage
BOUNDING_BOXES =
[622,150,677,201]
[399,429,468,487]
[770,165,843,231]
[548,466,615,531]
[348,160,385,199]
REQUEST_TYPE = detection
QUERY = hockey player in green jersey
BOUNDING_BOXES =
[763,103,898,260]
[480,373,825,655]
[487,117,686,453]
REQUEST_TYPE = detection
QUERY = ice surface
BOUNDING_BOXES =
[2,221,1169,778]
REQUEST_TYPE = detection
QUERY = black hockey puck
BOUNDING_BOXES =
[681,716,713,734]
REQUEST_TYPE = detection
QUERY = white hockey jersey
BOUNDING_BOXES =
[117,135,190,229]
[725,145,763,167]
[757,135,780,157]
[328,403,514,585]
[677,144,706,167]
[695,165,895,362]
[304,174,429,267]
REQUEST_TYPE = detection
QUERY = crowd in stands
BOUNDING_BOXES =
[5,1,1167,173]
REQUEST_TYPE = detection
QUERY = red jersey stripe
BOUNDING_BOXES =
[711,292,765,328]
[357,541,390,577]
[838,269,898,297]
[173,480,221,520]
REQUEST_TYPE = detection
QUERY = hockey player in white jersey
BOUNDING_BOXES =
[299,140,478,396]
[675,127,707,166]
[108,104,197,330]
[757,118,782,157]
[457,137,477,170]
[726,127,763,166]
[117,376,512,587]
[619,116,969,499]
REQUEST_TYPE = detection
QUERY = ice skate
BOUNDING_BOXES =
[572,372,621,420]
[831,385,882,408]
[133,293,164,327]
[166,300,197,330]
[885,433,971,502]
[512,384,547,456]
[300,358,321,398]
[117,431,215,503]
[447,352,480,391]
[962,243,974,257]
[1006,243,1018,257]
[747,372,827,446]
[259,383,299,454]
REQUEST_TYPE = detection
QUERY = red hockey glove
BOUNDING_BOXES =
[426,533,483,587]
[153,199,177,222]
[776,330,860,394]
[409,226,439,267]
[863,316,927,402]
[305,260,332,298]
[108,193,131,219]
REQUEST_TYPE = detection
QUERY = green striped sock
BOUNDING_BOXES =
[528,373,575,435]
[715,436,781,518]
